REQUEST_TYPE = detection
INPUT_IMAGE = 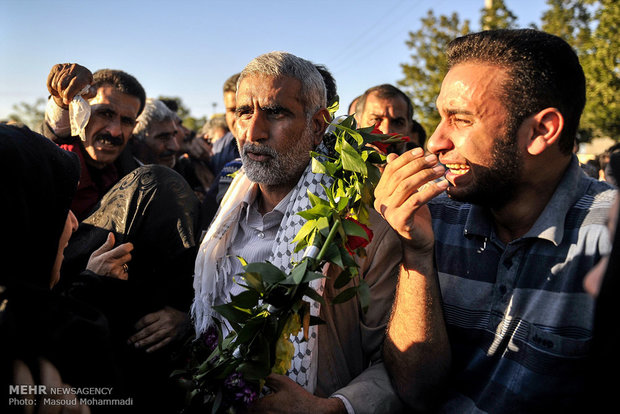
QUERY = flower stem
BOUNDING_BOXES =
[316,217,341,263]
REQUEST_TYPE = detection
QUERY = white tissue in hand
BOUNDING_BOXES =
[69,87,91,141]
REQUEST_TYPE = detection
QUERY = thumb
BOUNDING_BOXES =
[92,232,115,257]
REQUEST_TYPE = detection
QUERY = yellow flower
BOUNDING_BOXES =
[272,313,301,375]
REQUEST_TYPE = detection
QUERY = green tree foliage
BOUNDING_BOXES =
[7,98,46,130]
[480,0,517,30]
[400,0,618,142]
[398,11,470,137]
[578,0,619,139]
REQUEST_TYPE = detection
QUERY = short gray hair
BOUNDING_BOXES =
[133,98,176,141]
[238,51,326,115]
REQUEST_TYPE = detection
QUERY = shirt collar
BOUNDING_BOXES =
[240,184,294,223]
[464,156,584,245]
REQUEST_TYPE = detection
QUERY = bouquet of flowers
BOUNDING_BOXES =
[174,113,409,413]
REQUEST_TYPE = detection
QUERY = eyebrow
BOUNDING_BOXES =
[445,108,475,116]
[235,103,293,116]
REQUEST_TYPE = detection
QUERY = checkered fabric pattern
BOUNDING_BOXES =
[193,144,332,392]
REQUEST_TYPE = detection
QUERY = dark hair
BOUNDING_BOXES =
[411,119,427,148]
[446,29,586,155]
[314,64,338,109]
[92,69,147,116]
[358,84,413,122]
[159,98,179,113]
[223,73,240,94]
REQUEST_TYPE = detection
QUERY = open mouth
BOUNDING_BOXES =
[95,135,124,147]
[445,163,470,176]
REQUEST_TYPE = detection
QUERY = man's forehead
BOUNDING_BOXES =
[89,85,141,116]
[236,74,303,105]
[365,93,408,116]
[149,118,176,136]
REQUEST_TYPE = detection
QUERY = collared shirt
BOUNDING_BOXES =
[429,156,616,413]
[225,186,355,413]
[227,186,292,297]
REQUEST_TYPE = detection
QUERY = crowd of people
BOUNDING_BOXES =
[1,28,618,413]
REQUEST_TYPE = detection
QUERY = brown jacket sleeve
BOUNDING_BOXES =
[316,209,405,413]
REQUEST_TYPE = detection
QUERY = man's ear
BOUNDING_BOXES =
[311,108,331,145]
[526,107,564,156]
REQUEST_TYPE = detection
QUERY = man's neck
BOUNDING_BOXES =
[491,155,571,244]
[256,183,294,215]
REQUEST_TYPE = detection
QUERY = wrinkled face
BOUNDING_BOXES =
[84,85,141,168]
[141,118,179,168]
[51,210,78,288]
[359,92,410,136]
[224,91,237,133]
[427,63,522,208]
[235,74,319,188]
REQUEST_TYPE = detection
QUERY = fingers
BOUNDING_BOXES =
[375,149,446,215]
[46,63,93,108]
[129,308,188,352]
[85,233,134,278]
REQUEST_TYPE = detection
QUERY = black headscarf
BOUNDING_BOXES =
[0,123,80,288]
[0,125,123,411]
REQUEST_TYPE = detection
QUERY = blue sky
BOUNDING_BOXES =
[0,0,548,122]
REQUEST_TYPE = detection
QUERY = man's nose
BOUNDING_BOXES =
[244,111,268,143]
[106,116,123,137]
[426,122,453,155]
[167,135,180,152]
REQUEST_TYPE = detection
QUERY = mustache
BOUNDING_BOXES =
[242,143,277,158]
[94,133,124,147]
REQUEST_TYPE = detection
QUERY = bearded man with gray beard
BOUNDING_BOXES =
[191,51,406,414]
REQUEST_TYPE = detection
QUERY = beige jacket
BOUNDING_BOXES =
[316,210,405,414]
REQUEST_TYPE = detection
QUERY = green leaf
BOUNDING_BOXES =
[213,303,252,325]
[291,259,309,284]
[292,219,318,244]
[332,286,358,304]
[235,317,265,344]
[302,270,325,284]
[311,157,327,174]
[242,271,265,294]
[316,216,331,237]
[323,242,344,269]
[230,289,260,309]
[302,285,325,305]
[244,262,287,285]
[358,279,371,313]
[308,191,328,207]
[297,203,332,220]
[340,138,367,175]
[334,269,352,289]
[342,218,370,240]
[211,389,223,414]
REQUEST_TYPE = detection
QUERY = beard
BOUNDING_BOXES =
[446,124,522,210]
[240,123,316,187]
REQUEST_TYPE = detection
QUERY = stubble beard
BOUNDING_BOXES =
[241,124,316,187]
[446,123,522,210]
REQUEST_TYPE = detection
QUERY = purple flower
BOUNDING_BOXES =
[224,372,245,389]
[202,326,219,351]
[235,386,258,405]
